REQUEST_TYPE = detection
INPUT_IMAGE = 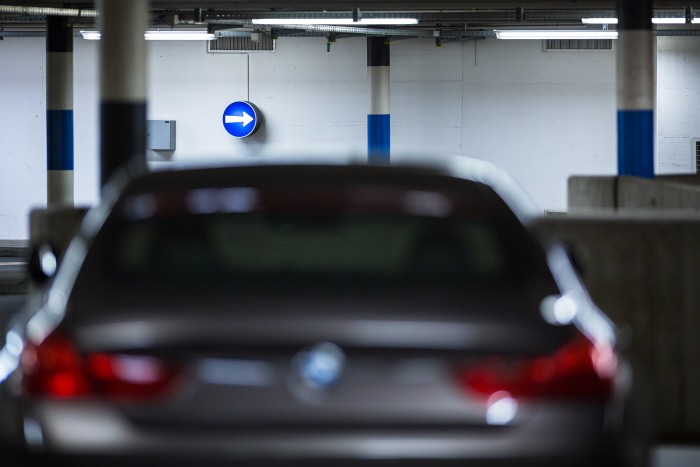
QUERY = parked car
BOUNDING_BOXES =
[0,157,648,466]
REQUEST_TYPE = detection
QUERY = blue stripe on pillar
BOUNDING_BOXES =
[617,110,654,178]
[47,110,74,170]
[368,114,390,164]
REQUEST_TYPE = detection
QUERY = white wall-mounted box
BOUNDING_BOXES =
[147,120,176,151]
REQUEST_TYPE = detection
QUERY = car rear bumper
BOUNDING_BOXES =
[12,400,638,467]
[19,453,626,467]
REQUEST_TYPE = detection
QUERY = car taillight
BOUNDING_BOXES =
[455,333,617,399]
[21,332,181,400]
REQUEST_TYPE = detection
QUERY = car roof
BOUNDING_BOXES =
[121,156,539,224]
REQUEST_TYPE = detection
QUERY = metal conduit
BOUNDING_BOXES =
[0,5,97,17]
[209,19,491,38]
[208,19,433,37]
[6,28,700,39]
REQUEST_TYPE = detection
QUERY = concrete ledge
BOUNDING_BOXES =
[619,177,700,210]
[534,215,700,438]
[0,241,29,294]
[0,267,27,295]
[0,240,28,258]
[569,175,700,213]
[568,176,618,210]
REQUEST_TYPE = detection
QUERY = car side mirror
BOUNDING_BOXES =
[27,243,59,284]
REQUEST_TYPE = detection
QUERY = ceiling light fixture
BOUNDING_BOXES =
[651,17,686,24]
[251,18,418,26]
[80,30,216,41]
[582,17,688,24]
[494,30,618,40]
[144,30,216,40]
[581,18,619,24]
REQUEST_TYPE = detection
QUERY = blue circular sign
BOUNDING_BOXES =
[222,101,260,138]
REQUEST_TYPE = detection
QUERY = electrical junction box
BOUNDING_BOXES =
[147,120,176,151]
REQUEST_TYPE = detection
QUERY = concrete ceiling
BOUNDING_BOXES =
[3,1,700,38]
[2,1,699,7]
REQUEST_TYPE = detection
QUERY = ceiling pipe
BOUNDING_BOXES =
[208,18,489,38]
[208,19,700,39]
[209,18,423,36]
[0,5,97,17]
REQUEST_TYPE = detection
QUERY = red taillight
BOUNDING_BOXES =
[456,334,616,399]
[21,333,181,400]
[21,334,92,398]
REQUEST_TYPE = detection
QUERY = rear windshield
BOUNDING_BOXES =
[80,184,555,288]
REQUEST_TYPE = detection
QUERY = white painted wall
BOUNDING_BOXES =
[463,39,617,210]
[0,38,46,240]
[0,38,101,240]
[657,37,700,174]
[1,35,697,239]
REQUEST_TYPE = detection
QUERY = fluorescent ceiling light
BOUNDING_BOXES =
[251,18,418,25]
[494,30,618,40]
[144,31,216,40]
[581,18,619,24]
[80,30,101,40]
[651,17,686,24]
[80,30,215,41]
[582,17,687,24]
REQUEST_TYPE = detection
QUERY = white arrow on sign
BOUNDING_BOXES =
[224,111,254,127]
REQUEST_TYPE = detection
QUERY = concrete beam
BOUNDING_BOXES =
[569,175,700,212]
[569,176,618,212]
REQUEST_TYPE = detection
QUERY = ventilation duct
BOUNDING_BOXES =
[543,39,614,51]
[208,35,275,53]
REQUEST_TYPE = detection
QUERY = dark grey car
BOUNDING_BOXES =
[0,158,649,466]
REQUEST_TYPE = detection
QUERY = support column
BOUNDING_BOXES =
[617,0,655,178]
[98,0,148,187]
[367,37,390,164]
[46,16,74,207]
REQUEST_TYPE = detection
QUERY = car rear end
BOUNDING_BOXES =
[11,164,643,466]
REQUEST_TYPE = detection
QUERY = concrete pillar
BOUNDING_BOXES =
[617,0,655,178]
[46,16,74,207]
[98,0,148,187]
[367,37,390,164]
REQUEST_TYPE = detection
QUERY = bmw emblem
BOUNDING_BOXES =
[292,342,346,390]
